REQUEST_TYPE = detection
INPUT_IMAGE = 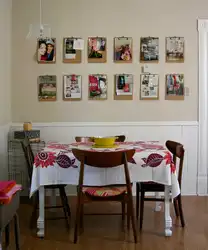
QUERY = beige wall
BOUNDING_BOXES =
[12,0,203,122]
[0,0,12,125]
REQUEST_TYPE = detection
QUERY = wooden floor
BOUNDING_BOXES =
[4,196,208,250]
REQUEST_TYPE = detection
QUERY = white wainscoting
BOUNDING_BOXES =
[11,121,199,195]
[0,123,10,180]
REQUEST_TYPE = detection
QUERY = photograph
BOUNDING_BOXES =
[38,75,57,101]
[88,74,107,100]
[140,74,159,100]
[114,37,132,62]
[63,75,82,100]
[166,74,184,100]
[63,38,82,63]
[140,37,159,62]
[88,37,107,63]
[37,38,56,63]
[166,37,184,62]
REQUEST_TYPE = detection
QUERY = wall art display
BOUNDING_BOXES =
[37,38,56,63]
[165,74,184,100]
[63,37,82,63]
[88,74,107,100]
[114,74,133,100]
[140,37,159,62]
[88,37,107,63]
[38,75,57,101]
[166,37,184,62]
[114,37,132,63]
[140,74,159,100]
[63,75,82,101]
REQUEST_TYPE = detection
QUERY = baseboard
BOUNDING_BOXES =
[197,175,208,195]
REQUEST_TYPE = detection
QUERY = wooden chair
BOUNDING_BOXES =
[21,138,71,229]
[75,135,127,220]
[115,135,126,142]
[72,148,137,243]
[136,140,185,229]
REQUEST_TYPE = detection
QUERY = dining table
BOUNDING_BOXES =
[30,140,180,238]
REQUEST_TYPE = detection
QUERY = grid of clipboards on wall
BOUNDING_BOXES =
[35,36,186,101]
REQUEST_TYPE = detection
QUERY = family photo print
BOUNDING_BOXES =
[37,38,56,63]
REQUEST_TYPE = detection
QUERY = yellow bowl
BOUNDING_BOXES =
[92,136,117,146]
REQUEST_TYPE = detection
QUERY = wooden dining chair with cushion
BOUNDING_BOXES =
[21,137,71,229]
[72,148,137,244]
[75,135,127,220]
[136,140,185,230]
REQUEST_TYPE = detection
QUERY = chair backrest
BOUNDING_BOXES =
[165,140,185,187]
[75,137,94,143]
[115,135,126,142]
[21,137,34,183]
[72,148,135,193]
[72,148,135,168]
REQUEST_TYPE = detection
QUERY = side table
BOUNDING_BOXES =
[0,192,20,250]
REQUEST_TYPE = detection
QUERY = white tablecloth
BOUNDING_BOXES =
[30,141,180,198]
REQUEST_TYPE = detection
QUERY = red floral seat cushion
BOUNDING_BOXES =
[82,186,127,197]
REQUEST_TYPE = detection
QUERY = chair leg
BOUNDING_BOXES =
[127,201,130,230]
[5,223,10,247]
[128,194,137,243]
[80,204,84,233]
[62,187,71,217]
[121,201,125,221]
[136,182,140,220]
[59,187,70,230]
[30,194,38,229]
[139,190,145,230]
[74,195,82,244]
[177,194,185,227]
[173,198,179,217]
[14,213,20,250]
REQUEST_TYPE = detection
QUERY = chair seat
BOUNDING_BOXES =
[82,186,127,197]
[45,184,67,189]
[138,181,165,192]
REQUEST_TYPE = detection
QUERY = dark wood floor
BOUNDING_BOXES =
[4,196,208,250]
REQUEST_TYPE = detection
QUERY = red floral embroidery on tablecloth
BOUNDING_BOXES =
[34,151,56,168]
[164,151,176,174]
[142,153,164,168]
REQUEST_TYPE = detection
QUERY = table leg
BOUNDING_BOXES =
[164,185,172,237]
[154,192,162,212]
[37,186,45,238]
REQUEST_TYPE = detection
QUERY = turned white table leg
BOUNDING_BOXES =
[154,192,162,212]
[164,185,172,237]
[37,186,45,238]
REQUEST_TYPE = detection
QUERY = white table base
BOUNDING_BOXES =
[36,185,173,238]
